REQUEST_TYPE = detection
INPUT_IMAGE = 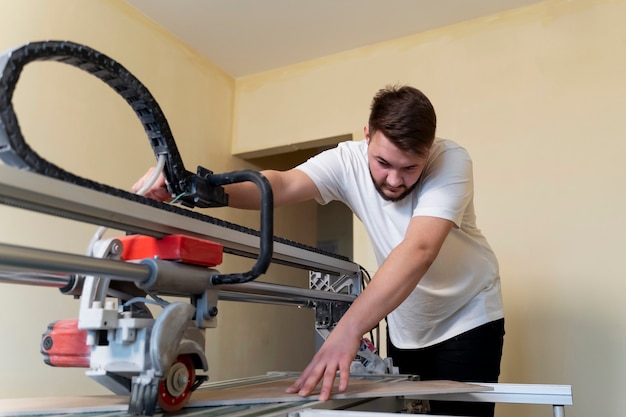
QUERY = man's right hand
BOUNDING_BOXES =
[131,167,172,202]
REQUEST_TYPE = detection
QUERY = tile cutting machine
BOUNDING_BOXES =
[0,41,380,415]
[0,41,575,417]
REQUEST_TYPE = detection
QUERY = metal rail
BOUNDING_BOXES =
[0,241,356,306]
[0,165,360,276]
[0,242,149,283]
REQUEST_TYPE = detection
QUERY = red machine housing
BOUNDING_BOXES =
[41,235,223,369]
[41,319,90,368]
[118,234,223,266]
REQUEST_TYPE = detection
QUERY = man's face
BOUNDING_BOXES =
[365,128,428,202]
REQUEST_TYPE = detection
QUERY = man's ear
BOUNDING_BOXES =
[364,126,370,143]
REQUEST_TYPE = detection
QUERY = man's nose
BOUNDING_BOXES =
[386,170,403,187]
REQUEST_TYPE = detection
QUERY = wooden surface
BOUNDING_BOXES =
[190,378,492,407]
[0,379,492,415]
[0,395,128,415]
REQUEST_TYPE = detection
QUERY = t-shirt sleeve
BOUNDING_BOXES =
[413,146,474,227]
[294,145,352,205]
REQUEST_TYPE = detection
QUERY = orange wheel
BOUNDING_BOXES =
[158,354,196,412]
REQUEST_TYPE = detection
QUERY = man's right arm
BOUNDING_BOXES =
[131,167,321,209]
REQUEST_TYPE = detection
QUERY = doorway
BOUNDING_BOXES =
[242,135,353,260]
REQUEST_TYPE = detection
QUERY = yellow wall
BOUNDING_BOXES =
[0,0,314,398]
[2,1,625,416]
[233,1,626,416]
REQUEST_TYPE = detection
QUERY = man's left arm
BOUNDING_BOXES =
[287,215,454,400]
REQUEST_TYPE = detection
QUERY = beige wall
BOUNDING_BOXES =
[233,1,626,416]
[0,0,314,398]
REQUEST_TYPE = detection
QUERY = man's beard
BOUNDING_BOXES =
[369,170,419,202]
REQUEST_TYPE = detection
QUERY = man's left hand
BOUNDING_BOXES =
[286,331,360,401]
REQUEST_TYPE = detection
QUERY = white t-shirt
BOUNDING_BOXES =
[296,138,503,349]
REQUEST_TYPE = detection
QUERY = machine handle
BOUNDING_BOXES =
[204,169,273,285]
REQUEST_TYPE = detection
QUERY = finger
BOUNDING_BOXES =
[130,179,144,194]
[147,187,172,202]
[131,168,155,194]
[285,375,304,394]
[297,364,326,397]
[337,363,350,392]
[286,377,304,394]
[286,360,316,394]
[318,367,338,401]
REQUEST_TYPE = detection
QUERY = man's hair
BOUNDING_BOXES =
[368,85,437,156]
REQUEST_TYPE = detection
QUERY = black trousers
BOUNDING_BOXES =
[387,318,505,417]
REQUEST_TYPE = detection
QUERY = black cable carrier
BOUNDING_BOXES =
[0,40,348,284]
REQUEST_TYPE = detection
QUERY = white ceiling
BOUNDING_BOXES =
[126,0,543,78]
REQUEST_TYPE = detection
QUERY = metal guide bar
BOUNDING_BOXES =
[0,241,356,305]
[220,281,355,303]
[0,165,359,275]
[0,241,149,283]
[406,382,574,406]
[0,269,73,288]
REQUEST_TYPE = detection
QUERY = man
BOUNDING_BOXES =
[134,85,504,417]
